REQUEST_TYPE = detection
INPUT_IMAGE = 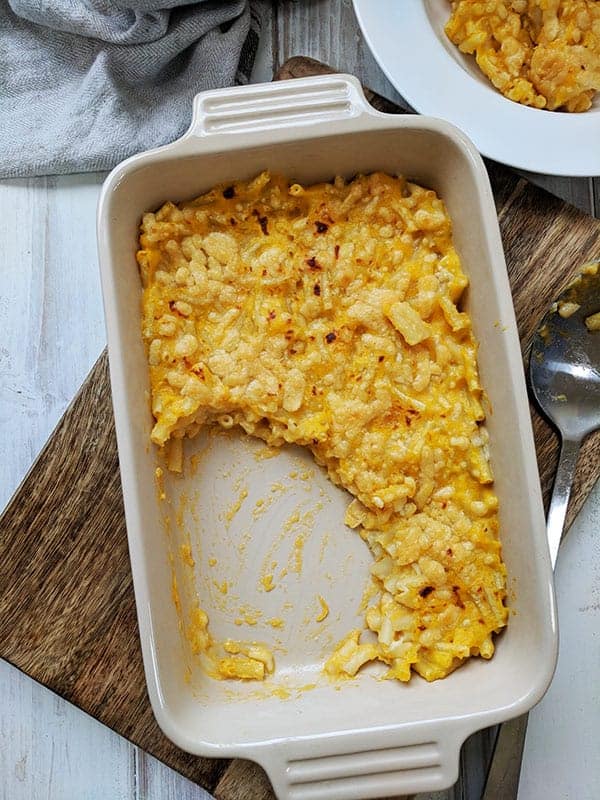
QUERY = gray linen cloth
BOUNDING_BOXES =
[0,0,255,178]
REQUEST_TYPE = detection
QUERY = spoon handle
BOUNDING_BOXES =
[546,436,581,570]
[482,435,581,799]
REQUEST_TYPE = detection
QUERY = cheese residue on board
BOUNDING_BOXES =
[138,171,508,683]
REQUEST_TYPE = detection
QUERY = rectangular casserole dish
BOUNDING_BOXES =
[97,75,557,799]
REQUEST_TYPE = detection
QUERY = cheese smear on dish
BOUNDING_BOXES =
[137,171,508,683]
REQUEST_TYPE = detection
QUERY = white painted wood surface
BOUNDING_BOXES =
[0,659,212,800]
[519,482,600,800]
[1,3,598,799]
[0,173,211,800]
[0,174,105,513]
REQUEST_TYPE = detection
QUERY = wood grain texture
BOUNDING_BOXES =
[213,760,274,800]
[0,173,107,513]
[1,59,599,800]
[518,170,596,219]
[271,0,410,111]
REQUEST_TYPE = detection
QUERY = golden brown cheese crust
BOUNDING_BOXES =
[138,171,508,683]
[446,0,600,112]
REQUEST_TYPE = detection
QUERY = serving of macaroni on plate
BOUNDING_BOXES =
[137,171,508,684]
[446,0,600,112]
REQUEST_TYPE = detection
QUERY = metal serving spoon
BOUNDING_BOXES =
[482,261,600,799]
[531,261,600,564]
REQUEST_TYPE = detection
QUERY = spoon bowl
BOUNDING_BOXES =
[529,262,600,568]
[530,264,600,444]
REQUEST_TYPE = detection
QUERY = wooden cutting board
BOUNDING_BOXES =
[1,57,599,800]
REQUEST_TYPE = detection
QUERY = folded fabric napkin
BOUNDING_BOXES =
[0,0,258,178]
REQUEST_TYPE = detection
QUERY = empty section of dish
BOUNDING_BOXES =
[160,430,372,695]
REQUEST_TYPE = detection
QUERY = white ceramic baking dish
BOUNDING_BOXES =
[97,75,557,799]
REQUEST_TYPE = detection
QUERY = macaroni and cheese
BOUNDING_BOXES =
[446,0,600,112]
[137,171,508,683]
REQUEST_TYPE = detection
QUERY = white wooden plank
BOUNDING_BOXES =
[0,174,106,510]
[516,171,595,217]
[0,660,212,800]
[0,174,214,800]
[518,480,600,800]
[0,659,135,800]
[136,750,214,800]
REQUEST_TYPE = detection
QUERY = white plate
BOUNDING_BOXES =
[353,0,600,177]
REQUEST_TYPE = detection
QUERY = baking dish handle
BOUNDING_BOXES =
[187,75,375,139]
[259,727,466,800]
